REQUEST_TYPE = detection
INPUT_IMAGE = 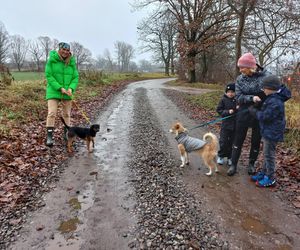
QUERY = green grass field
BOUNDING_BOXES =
[11,72,45,81]
[11,71,169,82]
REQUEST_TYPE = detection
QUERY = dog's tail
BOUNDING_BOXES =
[203,132,218,154]
[60,117,70,129]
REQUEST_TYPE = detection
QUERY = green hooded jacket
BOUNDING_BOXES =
[45,50,79,100]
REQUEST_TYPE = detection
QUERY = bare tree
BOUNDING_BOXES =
[135,0,233,82]
[38,36,52,61]
[128,61,138,72]
[244,0,300,67]
[10,35,28,71]
[28,40,43,71]
[103,49,115,71]
[138,9,177,75]
[114,41,134,72]
[227,0,257,76]
[52,38,59,50]
[138,59,153,72]
[0,21,10,64]
[95,55,107,70]
[70,41,92,68]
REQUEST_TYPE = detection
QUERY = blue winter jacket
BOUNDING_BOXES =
[256,85,291,142]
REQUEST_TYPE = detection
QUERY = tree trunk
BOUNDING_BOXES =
[188,53,196,83]
[165,61,170,76]
[171,63,175,75]
[171,58,175,75]
[189,69,196,83]
[235,14,246,77]
[201,52,208,81]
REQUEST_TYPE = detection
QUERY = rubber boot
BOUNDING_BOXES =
[248,159,256,175]
[45,127,54,147]
[227,145,240,176]
[63,127,68,142]
[227,165,237,176]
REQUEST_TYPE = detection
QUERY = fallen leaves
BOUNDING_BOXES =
[0,81,130,245]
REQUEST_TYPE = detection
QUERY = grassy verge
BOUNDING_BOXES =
[167,79,223,90]
[11,72,45,81]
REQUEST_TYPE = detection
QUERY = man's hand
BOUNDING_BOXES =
[229,109,234,114]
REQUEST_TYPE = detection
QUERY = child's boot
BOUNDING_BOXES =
[217,157,224,165]
[256,175,276,187]
[251,171,264,182]
[248,159,256,175]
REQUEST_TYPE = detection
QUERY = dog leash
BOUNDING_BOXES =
[188,114,235,131]
[60,93,92,125]
[72,99,92,125]
[188,108,249,131]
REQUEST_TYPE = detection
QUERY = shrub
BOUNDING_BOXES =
[0,64,14,89]
[80,70,104,85]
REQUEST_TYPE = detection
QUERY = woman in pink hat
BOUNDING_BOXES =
[227,52,270,176]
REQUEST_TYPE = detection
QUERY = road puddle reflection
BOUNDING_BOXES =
[241,215,274,235]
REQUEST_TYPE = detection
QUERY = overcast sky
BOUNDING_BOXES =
[0,0,152,62]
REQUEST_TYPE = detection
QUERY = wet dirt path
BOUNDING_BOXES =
[8,79,300,250]
[145,81,300,250]
[9,87,138,250]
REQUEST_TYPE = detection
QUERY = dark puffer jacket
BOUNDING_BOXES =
[235,68,270,123]
[216,94,237,130]
[256,85,291,142]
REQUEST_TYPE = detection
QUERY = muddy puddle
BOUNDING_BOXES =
[46,181,95,250]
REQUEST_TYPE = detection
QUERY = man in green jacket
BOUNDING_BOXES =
[45,42,79,146]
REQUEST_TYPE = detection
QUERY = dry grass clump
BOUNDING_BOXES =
[285,99,300,130]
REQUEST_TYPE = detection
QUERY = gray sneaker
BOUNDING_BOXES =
[227,159,232,166]
[217,157,224,165]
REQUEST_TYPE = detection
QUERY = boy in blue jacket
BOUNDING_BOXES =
[249,75,291,187]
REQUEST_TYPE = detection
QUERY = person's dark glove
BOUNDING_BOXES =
[248,106,258,118]
[253,90,267,108]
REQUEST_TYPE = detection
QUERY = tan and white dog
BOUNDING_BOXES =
[170,122,219,176]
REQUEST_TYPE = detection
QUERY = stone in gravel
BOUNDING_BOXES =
[128,241,135,248]
[36,225,45,231]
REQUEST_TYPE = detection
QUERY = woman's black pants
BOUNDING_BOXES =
[231,118,261,166]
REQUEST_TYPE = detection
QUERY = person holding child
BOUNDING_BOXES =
[249,75,291,187]
[227,52,270,176]
[45,42,79,146]
[216,83,237,166]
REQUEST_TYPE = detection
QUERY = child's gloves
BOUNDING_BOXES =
[248,105,258,118]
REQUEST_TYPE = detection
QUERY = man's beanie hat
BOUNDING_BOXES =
[58,42,70,50]
[225,83,235,93]
[262,75,281,90]
[237,52,257,68]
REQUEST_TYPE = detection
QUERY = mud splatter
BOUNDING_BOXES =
[68,198,81,210]
[58,218,80,233]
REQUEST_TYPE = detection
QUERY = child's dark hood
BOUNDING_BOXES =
[276,85,291,102]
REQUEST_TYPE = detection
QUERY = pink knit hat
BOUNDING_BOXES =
[237,53,257,68]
